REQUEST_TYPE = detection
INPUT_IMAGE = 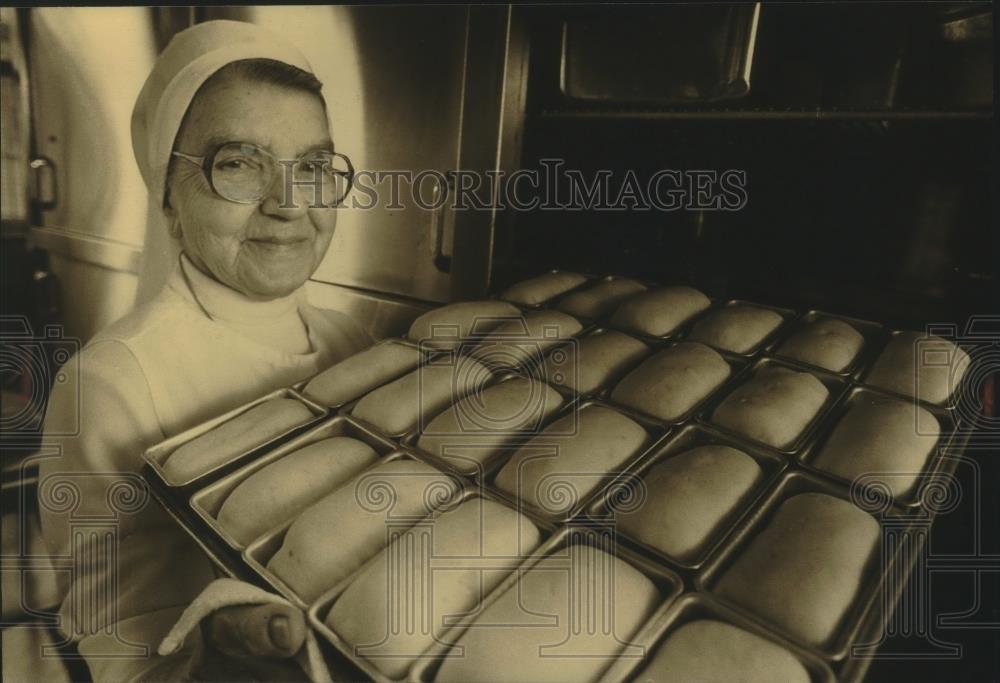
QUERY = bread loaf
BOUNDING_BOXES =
[777,318,864,372]
[866,331,970,405]
[217,436,378,545]
[688,304,783,354]
[501,271,587,306]
[712,367,828,449]
[267,459,460,602]
[636,619,810,683]
[611,343,730,422]
[417,378,564,476]
[813,393,939,499]
[470,310,582,371]
[351,357,491,435]
[303,342,421,406]
[544,329,648,395]
[715,492,880,647]
[434,544,659,683]
[609,286,711,337]
[326,498,541,678]
[407,301,521,350]
[616,445,761,561]
[494,405,648,516]
[163,398,314,483]
[555,278,647,319]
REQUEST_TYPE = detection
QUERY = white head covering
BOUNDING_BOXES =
[130,20,322,302]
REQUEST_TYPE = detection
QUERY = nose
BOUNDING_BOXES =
[259,166,310,220]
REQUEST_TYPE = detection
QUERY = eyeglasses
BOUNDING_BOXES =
[171,141,354,208]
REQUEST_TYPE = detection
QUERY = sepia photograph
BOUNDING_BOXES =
[0,3,996,682]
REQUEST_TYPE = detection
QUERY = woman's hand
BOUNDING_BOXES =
[205,603,307,658]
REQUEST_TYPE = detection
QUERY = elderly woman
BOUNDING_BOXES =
[39,20,369,681]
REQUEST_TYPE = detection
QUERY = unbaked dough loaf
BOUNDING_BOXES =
[217,436,378,545]
[351,357,491,435]
[434,545,659,683]
[777,318,864,372]
[303,342,422,406]
[163,398,314,483]
[470,309,582,371]
[326,498,541,679]
[501,271,587,306]
[611,343,731,422]
[408,301,521,350]
[555,278,647,319]
[712,367,829,449]
[544,329,649,395]
[715,492,880,647]
[417,378,564,476]
[267,459,459,602]
[636,619,810,683]
[494,405,648,516]
[866,331,970,405]
[813,393,940,499]
[609,286,711,337]
[688,304,783,354]
[616,445,761,561]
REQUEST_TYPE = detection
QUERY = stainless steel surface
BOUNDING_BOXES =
[29,226,142,274]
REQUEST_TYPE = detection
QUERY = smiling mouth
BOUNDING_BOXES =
[248,236,310,246]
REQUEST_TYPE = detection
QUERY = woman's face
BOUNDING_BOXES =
[167,75,337,300]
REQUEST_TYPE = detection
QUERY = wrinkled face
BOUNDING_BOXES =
[167,75,336,300]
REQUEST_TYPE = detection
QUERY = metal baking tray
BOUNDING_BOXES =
[858,328,973,412]
[797,385,959,510]
[598,592,836,683]
[306,485,560,683]
[697,356,851,457]
[675,298,800,360]
[243,449,467,611]
[406,524,685,683]
[695,470,910,662]
[482,398,673,524]
[601,341,752,427]
[141,387,328,491]
[766,309,889,379]
[400,372,581,480]
[541,326,658,399]
[588,422,787,573]
[189,415,400,552]
[299,337,427,410]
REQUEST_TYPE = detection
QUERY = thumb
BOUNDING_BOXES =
[206,603,307,659]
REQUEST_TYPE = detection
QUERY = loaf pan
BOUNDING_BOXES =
[587,422,787,573]
[695,469,910,661]
[141,387,327,491]
[765,309,889,380]
[189,414,400,552]
[674,298,799,360]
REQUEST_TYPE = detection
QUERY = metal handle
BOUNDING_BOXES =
[30,156,58,211]
[428,172,454,273]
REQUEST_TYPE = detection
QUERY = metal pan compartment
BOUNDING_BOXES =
[407,524,685,683]
[697,356,851,457]
[400,371,582,481]
[695,469,910,662]
[482,398,674,524]
[674,298,800,360]
[542,326,659,400]
[544,274,652,327]
[300,337,429,412]
[599,289,722,345]
[601,341,753,428]
[588,422,787,573]
[797,385,959,510]
[242,450,443,611]
[189,415,401,552]
[766,309,889,379]
[142,387,328,491]
[598,592,836,683]
[858,328,973,412]
[307,485,559,683]
[494,269,596,309]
